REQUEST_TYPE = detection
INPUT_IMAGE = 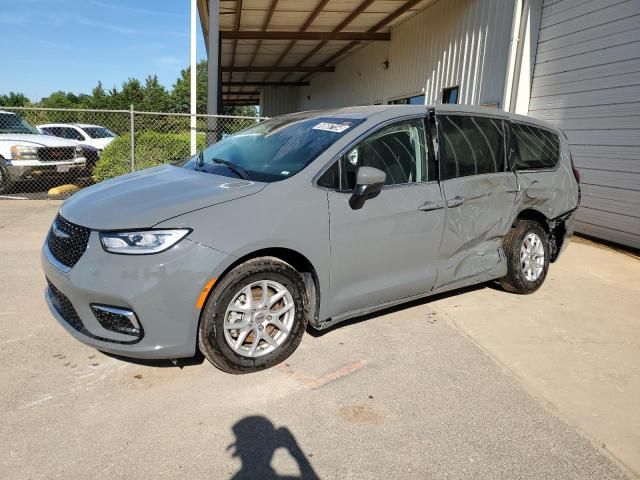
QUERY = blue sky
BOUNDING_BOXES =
[0,0,207,100]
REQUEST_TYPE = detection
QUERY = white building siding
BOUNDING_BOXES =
[529,0,640,248]
[260,87,299,117]
[295,0,517,111]
[296,41,390,110]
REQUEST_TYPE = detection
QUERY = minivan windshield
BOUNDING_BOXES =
[183,114,364,182]
[0,113,39,135]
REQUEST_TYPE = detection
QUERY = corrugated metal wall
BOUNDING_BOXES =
[260,87,299,117]
[529,0,640,248]
[295,0,516,110]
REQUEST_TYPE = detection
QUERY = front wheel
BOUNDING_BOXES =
[198,257,309,374]
[0,164,13,195]
[500,220,550,294]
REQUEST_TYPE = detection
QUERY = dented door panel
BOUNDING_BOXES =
[436,172,517,288]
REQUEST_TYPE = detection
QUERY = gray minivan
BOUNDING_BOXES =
[41,105,580,373]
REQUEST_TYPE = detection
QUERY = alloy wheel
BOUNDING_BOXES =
[223,280,295,358]
[520,232,545,281]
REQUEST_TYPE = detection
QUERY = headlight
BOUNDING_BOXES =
[75,146,83,158]
[10,145,38,160]
[99,229,191,255]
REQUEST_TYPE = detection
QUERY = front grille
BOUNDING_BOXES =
[47,214,90,269]
[37,147,76,162]
[47,279,84,332]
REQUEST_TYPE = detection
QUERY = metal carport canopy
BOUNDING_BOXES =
[197,0,434,106]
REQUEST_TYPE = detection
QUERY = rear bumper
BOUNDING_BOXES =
[41,233,229,359]
[553,208,578,260]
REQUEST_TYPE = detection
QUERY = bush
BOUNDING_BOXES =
[94,131,206,181]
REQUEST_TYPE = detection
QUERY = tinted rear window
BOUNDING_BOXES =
[438,115,505,180]
[511,123,559,170]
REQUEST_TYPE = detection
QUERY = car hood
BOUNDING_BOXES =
[0,133,78,147]
[60,165,267,230]
[82,137,113,149]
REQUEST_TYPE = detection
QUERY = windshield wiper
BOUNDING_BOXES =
[211,158,250,179]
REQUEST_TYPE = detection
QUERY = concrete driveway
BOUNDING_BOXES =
[0,200,636,479]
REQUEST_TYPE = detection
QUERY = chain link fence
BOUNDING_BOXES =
[0,106,265,199]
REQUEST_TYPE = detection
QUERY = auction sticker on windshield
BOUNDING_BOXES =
[312,122,351,133]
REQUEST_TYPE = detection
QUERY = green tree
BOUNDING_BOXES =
[171,60,209,113]
[116,78,145,108]
[87,82,109,109]
[171,60,257,116]
[141,75,171,112]
[0,92,30,107]
[2,61,258,117]
[40,91,80,109]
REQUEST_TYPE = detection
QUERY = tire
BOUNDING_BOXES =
[499,220,550,294]
[198,256,310,374]
[0,163,13,195]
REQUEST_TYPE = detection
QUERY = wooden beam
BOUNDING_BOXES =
[227,0,243,93]
[266,0,331,82]
[221,31,390,41]
[223,81,309,86]
[197,0,209,50]
[369,0,423,32]
[282,0,376,82]
[224,90,260,95]
[223,66,334,73]
[300,0,423,81]
[243,0,278,84]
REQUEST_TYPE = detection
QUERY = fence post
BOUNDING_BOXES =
[130,104,135,172]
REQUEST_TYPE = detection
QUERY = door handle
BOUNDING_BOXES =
[417,200,445,212]
[447,196,465,208]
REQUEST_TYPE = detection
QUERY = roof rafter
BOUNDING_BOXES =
[223,66,335,72]
[242,0,278,90]
[221,31,390,41]
[300,0,425,82]
[226,0,243,95]
[264,0,331,83]
[280,0,376,82]
[223,81,310,86]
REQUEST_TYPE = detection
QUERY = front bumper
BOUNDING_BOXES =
[41,232,229,359]
[5,158,87,181]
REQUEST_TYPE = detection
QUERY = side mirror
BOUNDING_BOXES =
[349,166,386,210]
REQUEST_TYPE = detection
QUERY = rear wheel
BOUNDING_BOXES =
[198,257,309,374]
[500,220,550,294]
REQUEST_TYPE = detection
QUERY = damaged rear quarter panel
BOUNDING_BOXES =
[514,136,580,220]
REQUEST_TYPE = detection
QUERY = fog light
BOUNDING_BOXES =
[91,304,142,337]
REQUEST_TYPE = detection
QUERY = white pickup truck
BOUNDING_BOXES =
[0,110,87,194]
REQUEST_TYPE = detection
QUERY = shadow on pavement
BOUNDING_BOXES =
[228,416,319,480]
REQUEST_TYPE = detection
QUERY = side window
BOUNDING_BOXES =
[511,123,559,170]
[317,161,340,189]
[64,128,84,141]
[438,115,505,180]
[342,119,428,189]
